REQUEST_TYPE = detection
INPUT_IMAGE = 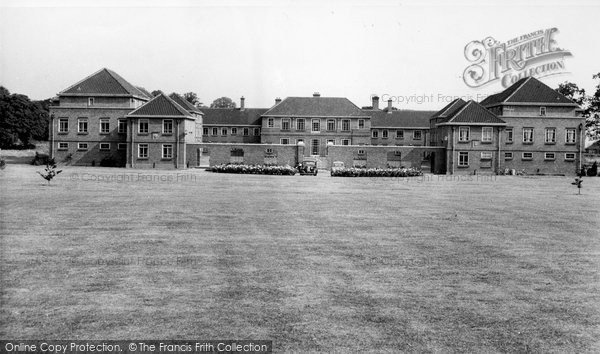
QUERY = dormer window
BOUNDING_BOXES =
[88,97,94,106]
[540,107,546,116]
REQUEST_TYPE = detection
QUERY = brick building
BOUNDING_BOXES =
[201,97,265,144]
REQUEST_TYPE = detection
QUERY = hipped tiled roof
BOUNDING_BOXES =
[128,93,194,119]
[202,108,267,126]
[364,109,435,128]
[263,97,369,117]
[60,68,149,99]
[437,100,505,125]
[480,77,576,107]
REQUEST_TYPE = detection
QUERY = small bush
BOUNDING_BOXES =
[331,167,422,177]
[587,162,598,177]
[210,163,297,175]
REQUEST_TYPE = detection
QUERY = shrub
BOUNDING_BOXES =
[331,167,422,177]
[587,162,598,177]
[210,163,297,175]
[31,152,53,166]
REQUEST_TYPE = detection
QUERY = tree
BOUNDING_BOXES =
[151,90,162,97]
[0,87,50,148]
[183,92,203,108]
[556,77,600,140]
[210,97,236,109]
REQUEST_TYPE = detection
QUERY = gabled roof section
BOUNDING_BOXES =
[169,93,203,115]
[128,93,194,119]
[431,98,467,119]
[262,97,370,117]
[202,108,268,126]
[480,77,577,107]
[363,109,436,128]
[60,68,149,99]
[438,100,505,125]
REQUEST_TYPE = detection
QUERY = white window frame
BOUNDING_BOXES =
[396,130,404,139]
[118,119,127,134]
[523,128,534,143]
[341,139,350,146]
[100,118,110,134]
[311,139,319,155]
[138,144,148,159]
[77,142,88,151]
[481,127,493,142]
[203,127,209,135]
[565,153,576,161]
[58,118,69,133]
[163,119,173,134]
[282,118,290,131]
[58,142,68,150]
[312,119,320,132]
[342,119,350,132]
[372,130,379,138]
[565,128,576,143]
[231,127,237,135]
[544,152,555,160]
[358,119,365,129]
[458,127,469,142]
[296,138,304,144]
[540,107,546,116]
[212,127,218,136]
[99,143,110,151]
[506,128,513,143]
[326,139,335,145]
[243,128,249,136]
[88,97,94,106]
[221,128,227,136]
[522,152,533,160]
[545,128,556,143]
[326,119,335,131]
[254,128,260,136]
[480,151,492,160]
[504,152,513,160]
[78,118,88,133]
[280,138,290,145]
[267,118,274,128]
[138,119,149,134]
[458,151,469,166]
[382,130,389,139]
[413,130,422,140]
[297,118,305,131]
[162,144,173,159]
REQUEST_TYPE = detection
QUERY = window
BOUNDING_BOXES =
[58,118,69,133]
[280,138,290,145]
[522,152,533,160]
[163,120,173,134]
[212,127,218,136]
[342,119,350,131]
[480,152,492,159]
[327,119,335,131]
[326,139,335,145]
[341,139,350,145]
[358,119,365,129]
[382,130,389,139]
[504,152,513,160]
[118,143,126,151]
[522,128,534,143]
[565,153,575,160]
[311,139,319,155]
[506,128,513,143]
[118,119,127,134]
[396,130,404,139]
[231,127,237,135]
[297,118,305,131]
[77,143,88,150]
[254,128,260,136]
[413,130,422,140]
[565,128,576,143]
[243,128,249,136]
[458,127,469,142]
[203,127,209,135]
[162,144,173,159]
[540,107,546,116]
[100,118,110,134]
[372,130,379,138]
[544,152,555,160]
[58,142,68,150]
[312,119,320,132]
[221,128,227,136]
[282,118,290,131]
[138,144,148,158]
[265,148,273,154]
[358,149,366,155]
[267,118,274,128]
[139,119,149,134]
[78,118,88,133]
[458,152,469,166]
[545,128,556,143]
[99,143,110,150]
[481,127,493,142]
[296,138,304,144]
[88,97,94,106]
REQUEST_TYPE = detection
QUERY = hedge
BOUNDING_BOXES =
[331,167,422,177]
[209,164,297,175]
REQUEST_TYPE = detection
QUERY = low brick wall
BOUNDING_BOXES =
[186,143,301,167]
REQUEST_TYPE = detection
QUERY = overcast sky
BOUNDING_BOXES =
[0,0,598,110]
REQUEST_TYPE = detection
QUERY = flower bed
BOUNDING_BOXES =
[209,164,297,175]
[331,167,422,177]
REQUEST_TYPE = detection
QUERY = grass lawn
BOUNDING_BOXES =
[1,165,599,352]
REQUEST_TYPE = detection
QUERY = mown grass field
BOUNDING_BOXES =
[1,165,599,352]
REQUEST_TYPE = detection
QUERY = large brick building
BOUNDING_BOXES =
[49,69,585,175]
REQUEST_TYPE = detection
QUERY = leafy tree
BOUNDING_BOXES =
[0,87,49,148]
[210,97,236,109]
[151,90,162,97]
[556,77,600,140]
[183,92,203,108]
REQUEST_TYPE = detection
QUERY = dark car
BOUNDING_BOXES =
[298,158,318,176]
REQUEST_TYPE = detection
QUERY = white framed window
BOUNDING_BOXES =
[254,128,260,136]
[221,128,227,136]
[327,119,335,131]
[212,127,218,136]
[382,130,389,139]
[58,118,69,133]
[77,142,88,150]
[243,127,249,136]
[138,119,149,134]
[312,119,320,132]
[540,107,546,116]
[203,127,209,135]
[138,144,148,158]
[297,118,305,131]
[88,97,94,106]
[341,139,350,146]
[458,151,469,166]
[544,152,555,160]
[296,138,304,144]
[117,143,126,151]
[506,128,513,143]
[522,152,533,160]
[565,128,576,143]
[504,152,513,160]
[100,118,110,134]
[481,127,493,142]
[231,127,237,135]
[163,119,173,134]
[58,142,68,150]
[267,118,274,128]
[342,119,350,131]
[358,119,365,129]
[311,139,319,155]
[118,119,127,134]
[99,143,110,150]
[78,118,88,133]
[372,130,379,138]
[522,128,534,143]
[545,128,556,143]
[280,138,290,145]
[565,153,576,160]
[282,118,290,131]
[396,130,404,139]
[480,152,492,160]
[413,130,422,140]
[326,139,335,145]
[162,144,173,159]
[458,127,469,142]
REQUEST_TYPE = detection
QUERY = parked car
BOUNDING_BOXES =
[331,161,345,175]
[298,158,318,176]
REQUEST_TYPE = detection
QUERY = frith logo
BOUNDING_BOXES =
[463,28,572,88]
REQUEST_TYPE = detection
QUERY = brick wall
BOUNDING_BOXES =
[186,143,300,167]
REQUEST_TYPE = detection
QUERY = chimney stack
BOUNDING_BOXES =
[387,99,393,114]
[313,92,320,97]
[275,97,282,105]
[372,95,379,110]
[240,96,245,110]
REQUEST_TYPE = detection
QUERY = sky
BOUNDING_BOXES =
[0,0,599,110]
